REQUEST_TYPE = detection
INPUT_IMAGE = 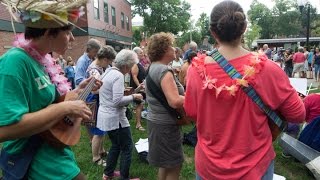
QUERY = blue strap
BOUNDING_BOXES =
[208,49,286,131]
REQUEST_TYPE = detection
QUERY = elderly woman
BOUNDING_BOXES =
[146,32,185,180]
[130,47,147,131]
[97,49,142,180]
[184,1,305,179]
[0,1,101,180]
[86,46,117,166]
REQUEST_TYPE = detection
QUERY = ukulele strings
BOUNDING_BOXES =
[78,78,96,101]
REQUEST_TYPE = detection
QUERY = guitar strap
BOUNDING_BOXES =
[208,49,287,131]
[146,67,182,120]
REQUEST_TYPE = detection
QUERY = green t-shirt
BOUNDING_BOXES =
[0,48,80,179]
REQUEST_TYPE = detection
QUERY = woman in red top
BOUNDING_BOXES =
[184,1,305,180]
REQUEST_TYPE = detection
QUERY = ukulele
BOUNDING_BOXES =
[40,76,102,148]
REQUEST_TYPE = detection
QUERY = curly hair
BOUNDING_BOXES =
[147,32,175,62]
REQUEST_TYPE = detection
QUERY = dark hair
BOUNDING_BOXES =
[24,25,73,40]
[210,1,246,43]
[187,51,197,63]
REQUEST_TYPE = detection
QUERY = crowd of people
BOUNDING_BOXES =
[0,0,320,180]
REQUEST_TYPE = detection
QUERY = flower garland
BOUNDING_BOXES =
[19,6,85,25]
[13,33,71,95]
[192,53,265,98]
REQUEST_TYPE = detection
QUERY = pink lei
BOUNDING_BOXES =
[192,53,266,98]
[13,34,71,95]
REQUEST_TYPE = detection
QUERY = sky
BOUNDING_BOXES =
[132,0,320,25]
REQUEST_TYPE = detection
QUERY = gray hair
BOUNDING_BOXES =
[189,41,197,49]
[86,38,101,52]
[132,47,143,54]
[114,49,138,69]
[97,45,117,60]
[298,47,304,52]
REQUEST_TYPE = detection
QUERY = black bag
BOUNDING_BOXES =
[126,107,133,120]
[0,135,42,180]
[183,126,197,147]
[138,151,148,164]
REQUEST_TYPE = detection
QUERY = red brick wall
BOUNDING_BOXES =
[86,0,132,38]
[0,31,15,55]
[55,35,105,64]
[0,4,13,21]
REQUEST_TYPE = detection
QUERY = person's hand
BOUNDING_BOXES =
[75,76,102,94]
[132,93,143,100]
[62,100,92,121]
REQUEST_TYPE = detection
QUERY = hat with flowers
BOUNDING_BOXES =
[1,0,87,29]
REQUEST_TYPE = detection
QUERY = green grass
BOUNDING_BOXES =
[72,119,316,180]
[0,119,315,180]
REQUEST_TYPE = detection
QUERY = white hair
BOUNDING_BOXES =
[132,47,143,54]
[189,41,197,50]
[114,49,138,69]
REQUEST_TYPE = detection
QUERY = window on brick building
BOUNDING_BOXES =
[103,1,108,23]
[121,13,125,29]
[111,7,116,26]
[126,16,130,31]
[93,0,99,20]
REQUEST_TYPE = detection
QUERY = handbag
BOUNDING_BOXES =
[208,49,287,141]
[146,69,192,126]
[0,135,42,180]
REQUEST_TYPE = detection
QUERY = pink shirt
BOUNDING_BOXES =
[293,52,306,63]
[304,93,320,123]
[184,53,305,180]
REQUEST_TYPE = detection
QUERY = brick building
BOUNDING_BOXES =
[0,0,132,60]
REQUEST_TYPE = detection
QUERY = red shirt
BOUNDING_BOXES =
[293,52,306,63]
[304,93,320,123]
[184,53,305,180]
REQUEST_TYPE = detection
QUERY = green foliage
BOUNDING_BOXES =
[131,0,191,35]
[245,23,262,48]
[132,26,143,47]
[176,31,202,49]
[248,0,275,39]
[248,0,320,39]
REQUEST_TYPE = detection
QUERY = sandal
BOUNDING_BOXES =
[94,158,107,167]
[100,151,108,158]
[102,171,121,180]
[136,126,145,131]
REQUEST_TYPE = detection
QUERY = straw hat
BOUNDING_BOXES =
[1,0,87,29]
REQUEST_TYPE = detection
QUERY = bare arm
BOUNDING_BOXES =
[0,100,91,142]
[131,64,140,87]
[160,71,184,109]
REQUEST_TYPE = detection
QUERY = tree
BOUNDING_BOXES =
[244,23,262,48]
[176,30,202,49]
[195,13,214,44]
[131,0,191,35]
[247,0,274,39]
[271,0,301,37]
[132,26,143,46]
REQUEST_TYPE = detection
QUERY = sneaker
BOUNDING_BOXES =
[281,151,292,158]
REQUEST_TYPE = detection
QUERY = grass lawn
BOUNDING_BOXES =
[73,119,316,180]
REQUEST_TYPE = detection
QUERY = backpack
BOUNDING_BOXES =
[299,116,320,152]
[183,126,197,147]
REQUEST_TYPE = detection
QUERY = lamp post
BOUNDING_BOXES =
[298,0,311,48]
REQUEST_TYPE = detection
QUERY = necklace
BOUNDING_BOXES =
[192,53,265,98]
[13,33,71,95]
